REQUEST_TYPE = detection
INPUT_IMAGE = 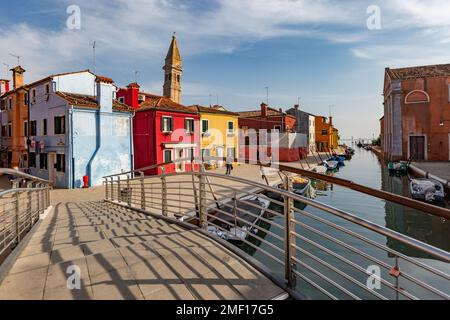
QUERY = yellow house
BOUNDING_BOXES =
[331,127,339,149]
[189,105,239,167]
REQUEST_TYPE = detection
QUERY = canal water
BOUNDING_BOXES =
[241,147,450,300]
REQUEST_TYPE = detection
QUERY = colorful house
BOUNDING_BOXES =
[286,104,316,154]
[315,116,334,152]
[238,103,307,162]
[133,96,200,175]
[27,70,134,188]
[383,64,450,161]
[188,105,239,167]
[0,66,29,169]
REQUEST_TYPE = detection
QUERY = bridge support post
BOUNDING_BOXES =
[117,176,121,203]
[126,175,131,206]
[198,170,207,229]
[284,175,297,289]
[140,172,146,210]
[15,191,20,244]
[161,167,168,216]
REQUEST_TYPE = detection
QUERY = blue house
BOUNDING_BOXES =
[28,71,134,188]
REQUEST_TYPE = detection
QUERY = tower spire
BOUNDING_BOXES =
[163,34,182,103]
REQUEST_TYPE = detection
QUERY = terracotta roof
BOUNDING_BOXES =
[56,92,134,112]
[188,104,238,116]
[137,94,197,114]
[238,107,295,119]
[387,63,450,80]
[96,75,114,84]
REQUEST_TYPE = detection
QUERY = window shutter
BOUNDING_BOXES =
[170,118,173,132]
[161,117,164,132]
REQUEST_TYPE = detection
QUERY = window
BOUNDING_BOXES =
[42,119,47,136]
[185,118,194,133]
[186,148,194,161]
[39,153,48,170]
[227,121,234,135]
[227,147,236,160]
[273,125,281,131]
[177,75,181,83]
[54,116,66,134]
[118,97,125,104]
[29,152,36,168]
[0,99,5,109]
[202,149,211,161]
[24,93,28,105]
[201,119,209,134]
[32,89,36,100]
[8,98,12,110]
[56,154,65,173]
[23,121,28,137]
[163,149,172,163]
[30,121,37,136]
[1,125,6,137]
[8,123,12,137]
[45,84,50,94]
[322,130,328,136]
[138,94,145,103]
[161,116,173,133]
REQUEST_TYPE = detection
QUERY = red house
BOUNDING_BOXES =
[133,95,200,174]
[238,103,307,162]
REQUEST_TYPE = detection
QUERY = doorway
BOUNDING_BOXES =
[409,135,426,161]
[48,152,56,183]
[175,148,185,172]
[216,146,224,167]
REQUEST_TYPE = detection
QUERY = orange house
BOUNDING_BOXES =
[0,66,29,169]
[315,116,333,152]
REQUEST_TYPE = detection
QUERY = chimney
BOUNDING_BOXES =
[0,79,9,95]
[126,82,140,109]
[329,116,333,126]
[11,66,25,89]
[294,104,299,110]
[261,103,268,117]
[96,76,114,113]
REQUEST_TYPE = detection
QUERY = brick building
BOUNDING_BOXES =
[383,64,450,161]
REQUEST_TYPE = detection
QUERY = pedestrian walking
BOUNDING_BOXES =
[225,157,233,175]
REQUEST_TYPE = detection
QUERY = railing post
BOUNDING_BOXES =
[161,167,168,216]
[140,172,146,210]
[126,174,131,206]
[117,176,121,203]
[110,177,115,201]
[15,191,20,244]
[105,178,109,200]
[27,182,33,228]
[46,184,50,208]
[36,183,41,216]
[284,175,297,289]
[198,168,207,229]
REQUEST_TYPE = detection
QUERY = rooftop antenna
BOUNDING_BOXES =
[216,94,219,106]
[297,96,300,107]
[9,53,21,65]
[133,70,139,83]
[2,63,10,79]
[209,94,212,107]
[91,41,96,73]
[329,104,335,118]
[264,86,269,105]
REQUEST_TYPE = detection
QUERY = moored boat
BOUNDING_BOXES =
[388,162,408,176]
[266,176,312,202]
[312,165,327,174]
[323,160,339,171]
[409,178,445,203]
[207,195,271,242]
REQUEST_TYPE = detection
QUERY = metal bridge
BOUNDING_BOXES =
[0,160,449,300]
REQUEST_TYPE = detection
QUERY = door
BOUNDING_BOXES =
[216,147,224,167]
[175,148,185,172]
[410,136,425,161]
[48,152,57,183]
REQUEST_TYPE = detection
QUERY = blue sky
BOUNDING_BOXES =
[1,0,450,139]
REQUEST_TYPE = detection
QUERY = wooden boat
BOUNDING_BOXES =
[329,156,346,165]
[388,162,408,176]
[266,176,312,202]
[312,165,327,174]
[323,160,339,171]
[409,178,445,203]
[207,195,271,242]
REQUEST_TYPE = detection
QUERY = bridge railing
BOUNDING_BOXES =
[0,169,52,259]
[103,159,450,300]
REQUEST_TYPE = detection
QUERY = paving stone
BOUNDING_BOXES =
[9,252,51,274]
[0,267,47,299]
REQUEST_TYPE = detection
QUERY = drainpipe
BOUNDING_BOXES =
[130,112,135,177]
[86,109,101,187]
[69,106,74,188]
[26,87,30,174]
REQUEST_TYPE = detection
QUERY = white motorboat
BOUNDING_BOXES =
[207,195,271,242]
[322,160,339,171]
[312,165,327,174]
[409,178,445,203]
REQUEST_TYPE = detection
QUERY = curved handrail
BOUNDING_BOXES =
[0,168,51,184]
[116,170,450,263]
[102,156,450,220]
[0,187,50,197]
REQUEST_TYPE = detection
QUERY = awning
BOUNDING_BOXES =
[162,143,196,149]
